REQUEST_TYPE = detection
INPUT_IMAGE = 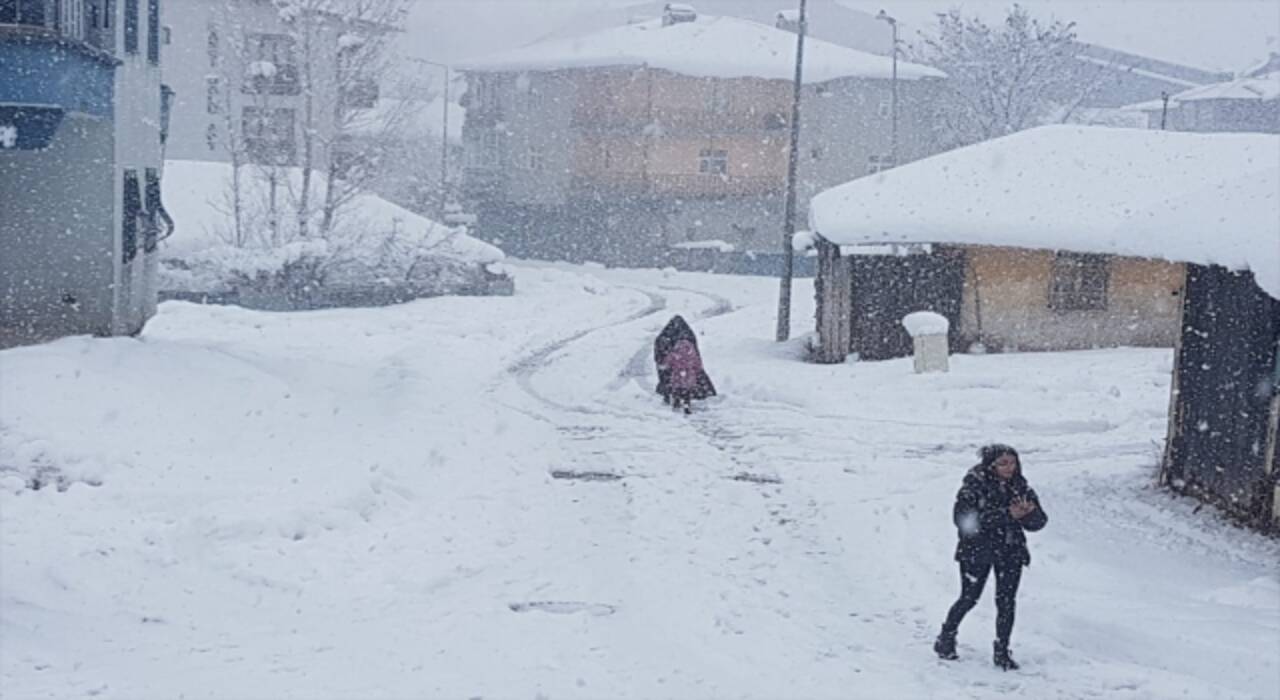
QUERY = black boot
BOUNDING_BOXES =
[993,640,1019,671]
[933,629,958,660]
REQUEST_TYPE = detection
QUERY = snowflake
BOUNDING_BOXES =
[0,125,17,149]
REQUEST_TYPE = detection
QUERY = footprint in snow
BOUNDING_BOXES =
[508,601,617,616]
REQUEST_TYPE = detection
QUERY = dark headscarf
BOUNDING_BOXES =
[655,315,697,363]
[977,444,1022,478]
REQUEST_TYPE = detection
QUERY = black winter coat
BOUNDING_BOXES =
[654,316,717,400]
[952,465,1047,567]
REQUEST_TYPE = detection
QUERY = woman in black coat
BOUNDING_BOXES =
[934,444,1047,670]
[653,315,716,404]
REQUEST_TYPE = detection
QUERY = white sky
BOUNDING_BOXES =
[403,0,1279,73]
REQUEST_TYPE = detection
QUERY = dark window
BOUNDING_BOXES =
[162,25,169,44]
[207,25,218,67]
[867,154,895,174]
[146,0,157,63]
[206,76,220,114]
[242,33,299,95]
[242,106,296,165]
[332,145,371,180]
[1049,252,1109,311]
[698,148,727,174]
[0,0,46,26]
[122,170,141,264]
[340,78,378,109]
[205,123,217,150]
[103,0,110,27]
[143,168,160,252]
[124,0,137,53]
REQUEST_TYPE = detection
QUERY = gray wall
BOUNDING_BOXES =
[0,116,116,342]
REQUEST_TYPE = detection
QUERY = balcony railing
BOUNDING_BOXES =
[571,172,781,198]
[570,107,789,134]
[1,0,113,55]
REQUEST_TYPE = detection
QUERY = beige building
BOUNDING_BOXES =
[456,7,946,265]
[805,125,1276,363]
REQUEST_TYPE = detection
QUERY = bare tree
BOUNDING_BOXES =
[272,0,413,238]
[910,4,1106,147]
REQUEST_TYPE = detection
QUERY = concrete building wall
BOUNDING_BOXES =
[959,247,1183,351]
[0,116,117,342]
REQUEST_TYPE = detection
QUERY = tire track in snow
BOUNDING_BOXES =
[506,286,666,414]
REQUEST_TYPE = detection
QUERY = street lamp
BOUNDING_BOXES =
[410,57,451,219]
[876,9,898,167]
[776,0,807,342]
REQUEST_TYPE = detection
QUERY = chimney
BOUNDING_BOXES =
[662,3,697,26]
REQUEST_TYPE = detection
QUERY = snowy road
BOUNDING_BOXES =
[2,263,1277,699]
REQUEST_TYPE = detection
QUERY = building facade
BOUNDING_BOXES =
[161,0,398,171]
[458,11,945,265]
[1,0,168,345]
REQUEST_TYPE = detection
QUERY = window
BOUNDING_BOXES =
[206,76,221,114]
[699,148,727,174]
[162,25,169,44]
[207,26,218,67]
[124,0,137,53]
[878,101,891,119]
[707,84,729,113]
[867,154,895,174]
[122,170,141,264]
[810,145,824,161]
[0,0,46,26]
[243,33,299,95]
[103,0,110,27]
[146,0,158,64]
[601,146,611,170]
[143,168,160,252]
[242,106,296,165]
[475,129,501,167]
[1049,252,1109,311]
[59,0,86,40]
[526,146,544,171]
[332,144,372,180]
[205,123,217,150]
[340,78,379,110]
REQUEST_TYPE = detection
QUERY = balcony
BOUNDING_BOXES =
[570,172,780,198]
[570,107,790,135]
[1,6,115,148]
[242,63,302,96]
[1,0,117,59]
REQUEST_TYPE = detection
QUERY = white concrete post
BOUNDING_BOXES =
[902,311,950,373]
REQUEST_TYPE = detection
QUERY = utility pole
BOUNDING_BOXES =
[409,57,452,219]
[776,0,806,342]
[876,9,898,165]
[1160,91,1170,130]
[439,65,450,218]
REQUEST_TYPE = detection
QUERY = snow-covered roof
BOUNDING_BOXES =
[809,125,1280,299]
[347,96,463,143]
[456,14,943,83]
[1120,97,1175,113]
[1170,71,1280,102]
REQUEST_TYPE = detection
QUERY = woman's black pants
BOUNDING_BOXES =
[941,556,1023,644]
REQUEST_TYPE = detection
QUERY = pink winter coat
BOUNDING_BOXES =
[666,339,704,392]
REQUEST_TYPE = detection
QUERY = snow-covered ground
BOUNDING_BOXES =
[2,263,1276,699]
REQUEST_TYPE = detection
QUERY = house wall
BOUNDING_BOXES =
[463,64,947,260]
[0,115,116,343]
[959,247,1183,351]
[113,0,165,334]
[1,0,163,344]
[1162,264,1280,528]
[163,0,373,167]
